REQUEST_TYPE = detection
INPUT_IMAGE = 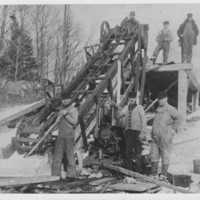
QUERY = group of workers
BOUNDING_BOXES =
[51,89,183,183]
[50,11,187,183]
[108,91,183,182]
[152,13,199,64]
[122,11,199,64]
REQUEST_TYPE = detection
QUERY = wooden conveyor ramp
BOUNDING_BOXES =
[9,23,149,154]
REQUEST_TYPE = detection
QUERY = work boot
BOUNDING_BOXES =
[161,164,169,177]
[159,174,169,183]
[151,162,159,176]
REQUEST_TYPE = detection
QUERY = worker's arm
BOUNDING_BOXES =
[194,23,199,37]
[156,30,162,43]
[138,105,147,138]
[48,110,64,133]
[120,17,128,27]
[177,24,183,38]
[108,100,126,119]
[168,106,184,131]
[165,30,173,42]
[64,107,79,127]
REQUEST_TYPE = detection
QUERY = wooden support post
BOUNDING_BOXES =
[117,60,121,104]
[192,91,199,112]
[79,116,88,152]
[178,70,188,124]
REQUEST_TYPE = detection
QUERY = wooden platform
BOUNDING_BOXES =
[109,180,159,192]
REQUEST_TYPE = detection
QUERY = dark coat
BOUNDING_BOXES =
[177,19,199,45]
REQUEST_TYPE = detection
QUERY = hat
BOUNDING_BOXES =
[128,91,137,98]
[10,15,16,19]
[129,11,135,16]
[163,21,169,25]
[61,92,70,100]
[158,91,168,100]
[187,13,193,18]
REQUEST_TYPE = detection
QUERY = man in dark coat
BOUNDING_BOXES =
[177,13,199,63]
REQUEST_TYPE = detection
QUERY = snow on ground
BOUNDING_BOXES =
[0,104,200,187]
[0,126,16,147]
[0,102,51,177]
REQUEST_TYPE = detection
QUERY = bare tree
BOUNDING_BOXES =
[0,5,9,55]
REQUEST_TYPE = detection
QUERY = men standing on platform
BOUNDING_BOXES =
[177,13,199,63]
[150,91,183,181]
[108,92,146,173]
[151,21,173,64]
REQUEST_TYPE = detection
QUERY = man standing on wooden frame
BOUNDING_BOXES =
[151,21,173,64]
[177,13,199,63]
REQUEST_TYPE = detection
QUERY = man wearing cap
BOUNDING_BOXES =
[177,13,199,63]
[108,91,146,173]
[120,11,140,36]
[150,91,183,181]
[52,92,79,178]
[152,21,173,64]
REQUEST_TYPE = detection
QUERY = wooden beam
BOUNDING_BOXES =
[79,39,135,117]
[117,60,121,104]
[0,99,45,126]
[178,70,188,124]
[146,63,193,72]
[0,175,59,187]
[192,91,199,112]
[100,163,191,193]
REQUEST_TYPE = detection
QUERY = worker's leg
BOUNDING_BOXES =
[150,138,160,176]
[124,130,135,171]
[152,44,162,63]
[163,42,170,63]
[52,137,64,176]
[186,34,195,63]
[159,128,173,177]
[65,132,76,177]
[181,44,184,63]
[115,127,125,159]
[132,130,143,173]
[182,38,188,63]
[187,43,193,63]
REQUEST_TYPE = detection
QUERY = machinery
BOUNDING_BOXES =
[14,18,149,160]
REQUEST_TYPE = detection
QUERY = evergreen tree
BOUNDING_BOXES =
[0,15,38,81]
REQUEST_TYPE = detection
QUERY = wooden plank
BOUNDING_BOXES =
[0,99,45,126]
[178,70,188,123]
[109,181,158,192]
[0,175,59,187]
[146,63,192,72]
[23,126,41,134]
[100,163,191,193]
[89,177,117,186]
[19,137,40,143]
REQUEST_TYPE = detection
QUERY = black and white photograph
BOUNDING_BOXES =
[0,0,200,197]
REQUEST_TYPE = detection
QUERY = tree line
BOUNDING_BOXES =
[0,5,84,85]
